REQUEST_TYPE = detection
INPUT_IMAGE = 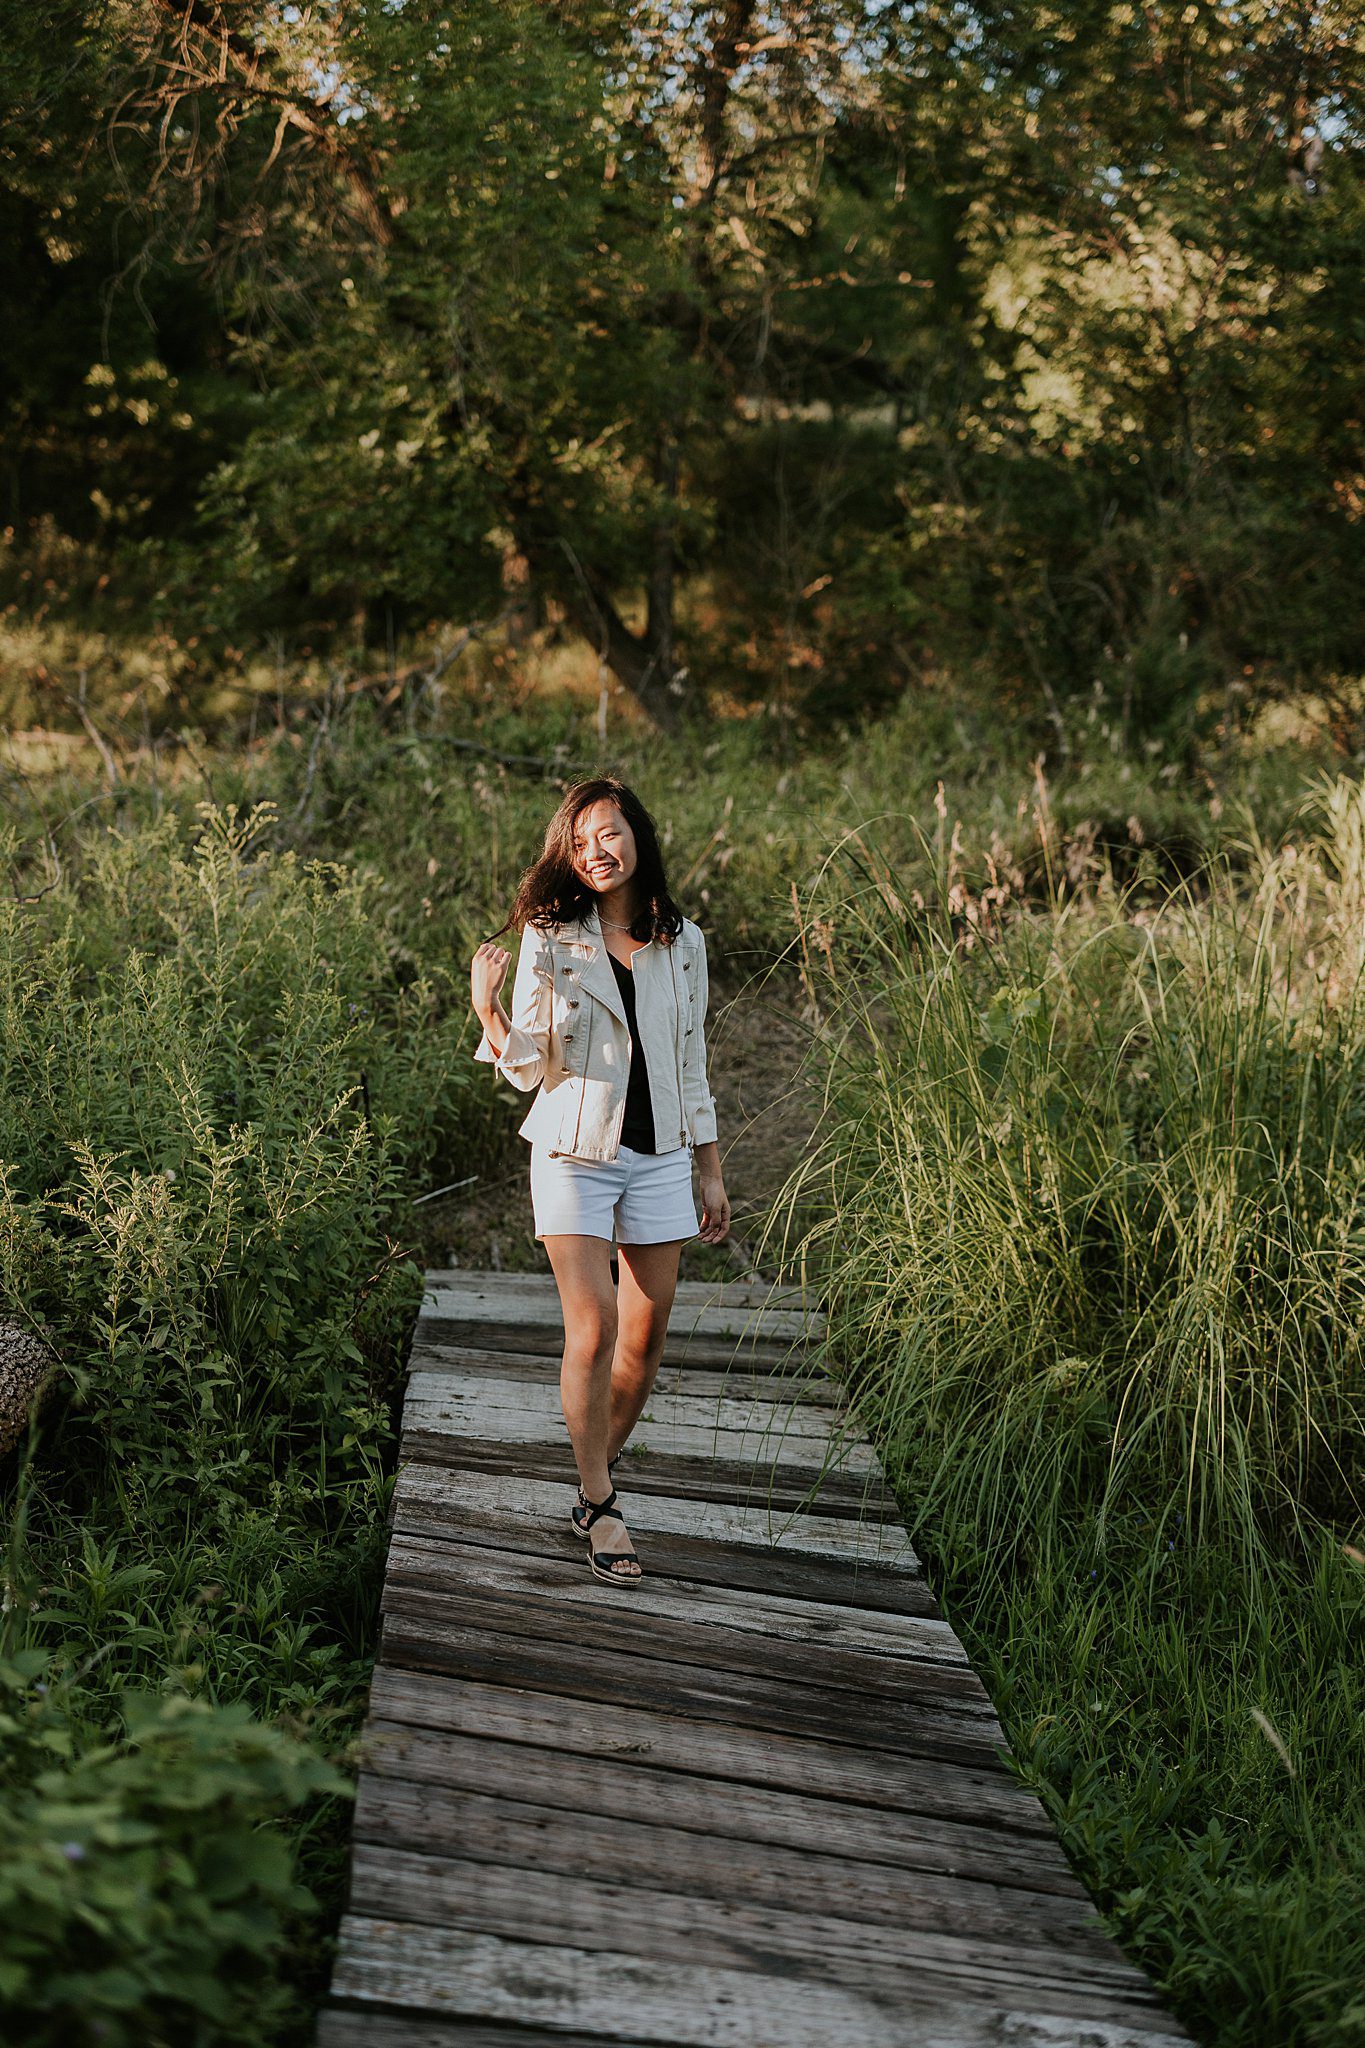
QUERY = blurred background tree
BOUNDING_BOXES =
[2,0,1362,738]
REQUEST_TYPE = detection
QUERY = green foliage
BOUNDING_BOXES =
[0,796,470,2039]
[770,770,1365,2044]
[0,655,1361,2041]
[0,800,450,1505]
[786,780,1365,1551]
[5,3,1362,725]
[0,1652,346,2048]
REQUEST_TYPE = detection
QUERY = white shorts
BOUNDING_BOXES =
[529,1138,699,1246]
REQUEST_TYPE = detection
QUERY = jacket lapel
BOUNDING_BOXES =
[563,901,628,1026]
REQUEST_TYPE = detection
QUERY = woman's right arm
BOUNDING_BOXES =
[471,929,553,1091]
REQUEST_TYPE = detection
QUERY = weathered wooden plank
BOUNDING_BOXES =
[381,1541,984,1699]
[358,1722,1087,1898]
[366,1668,1056,1838]
[318,2015,665,2048]
[422,1271,820,1316]
[398,1429,896,1520]
[417,1312,819,1371]
[422,1284,815,1344]
[389,1470,929,1613]
[319,2016,654,2048]
[327,1919,1193,2047]
[405,1368,853,1444]
[377,1601,1008,1769]
[320,1265,1188,2048]
[395,1512,928,1614]
[408,1339,842,1407]
[393,1466,920,1571]
[347,1843,1170,2015]
[402,1389,880,1479]
[383,1530,958,1666]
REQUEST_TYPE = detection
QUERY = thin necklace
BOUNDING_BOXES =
[599,917,635,930]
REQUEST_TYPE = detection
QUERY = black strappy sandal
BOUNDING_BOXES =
[572,1454,621,1534]
[575,1487,643,1587]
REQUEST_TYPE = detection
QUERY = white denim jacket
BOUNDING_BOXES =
[473,900,719,1162]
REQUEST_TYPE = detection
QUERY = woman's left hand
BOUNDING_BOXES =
[697,1167,731,1245]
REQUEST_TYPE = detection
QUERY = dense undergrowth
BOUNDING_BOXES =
[766,778,1365,2047]
[1,660,1362,2041]
[0,801,465,2044]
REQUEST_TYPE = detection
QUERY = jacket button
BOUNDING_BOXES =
[568,997,579,1007]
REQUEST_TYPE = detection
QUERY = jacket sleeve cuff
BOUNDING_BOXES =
[473,1023,544,1087]
[689,1096,719,1146]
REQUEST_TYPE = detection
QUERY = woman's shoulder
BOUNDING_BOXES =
[524,911,582,945]
[674,914,707,950]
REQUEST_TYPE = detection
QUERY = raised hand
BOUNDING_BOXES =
[470,940,511,1023]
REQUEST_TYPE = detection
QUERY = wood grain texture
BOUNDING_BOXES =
[402,1385,881,1479]
[414,1338,842,1405]
[422,1271,820,1316]
[398,1427,895,1520]
[356,1721,1085,1895]
[382,1531,957,1665]
[417,1311,815,1371]
[365,1668,1058,1836]
[393,1465,921,1568]
[318,1270,1190,2047]
[327,1919,1193,2048]
[406,1366,854,1442]
[422,1281,817,1343]
[343,1834,1162,2008]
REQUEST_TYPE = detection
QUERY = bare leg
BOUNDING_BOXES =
[542,1232,638,1574]
[609,1238,684,1460]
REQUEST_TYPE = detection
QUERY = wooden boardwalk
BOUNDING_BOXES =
[318,1270,1189,2048]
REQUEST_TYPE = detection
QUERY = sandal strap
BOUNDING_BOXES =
[578,1487,621,1531]
[581,1461,620,1501]
[595,1549,640,1572]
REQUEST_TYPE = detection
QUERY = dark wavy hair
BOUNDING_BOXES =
[490,777,685,945]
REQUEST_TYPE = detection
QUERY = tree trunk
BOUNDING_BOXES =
[513,443,687,731]
[557,564,681,732]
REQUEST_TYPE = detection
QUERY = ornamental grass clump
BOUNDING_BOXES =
[766,780,1365,2044]
[775,775,1365,1573]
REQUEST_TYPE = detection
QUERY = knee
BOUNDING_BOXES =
[565,1303,618,1370]
[618,1309,669,1373]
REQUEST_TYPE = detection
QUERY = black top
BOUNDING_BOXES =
[608,950,657,1153]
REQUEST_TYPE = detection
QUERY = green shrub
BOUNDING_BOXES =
[0,1651,346,2048]
[0,798,465,2038]
[0,799,450,1510]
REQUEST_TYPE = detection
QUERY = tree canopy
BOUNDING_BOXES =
[4,1,1363,733]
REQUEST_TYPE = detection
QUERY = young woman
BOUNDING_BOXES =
[469,776,731,1589]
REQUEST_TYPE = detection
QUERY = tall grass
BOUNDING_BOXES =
[779,777,1365,1569]
[763,776,1365,2045]
[3,664,1361,2041]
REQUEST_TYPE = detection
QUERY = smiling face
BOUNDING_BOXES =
[570,798,639,898]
